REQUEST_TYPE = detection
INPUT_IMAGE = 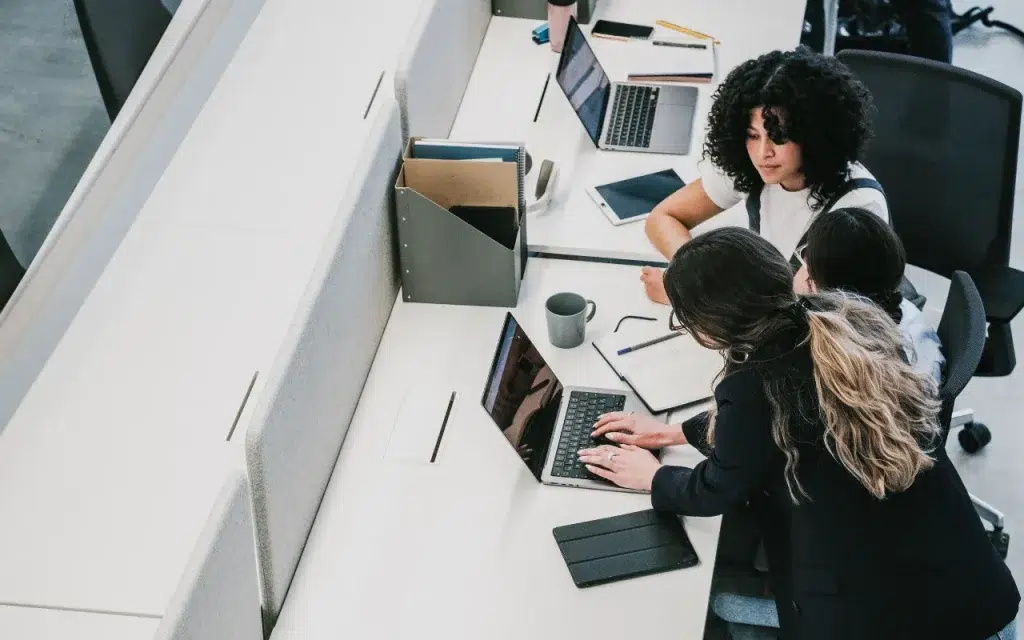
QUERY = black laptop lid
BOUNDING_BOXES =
[481,313,564,480]
[555,15,611,147]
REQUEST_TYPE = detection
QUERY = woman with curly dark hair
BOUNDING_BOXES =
[641,47,888,305]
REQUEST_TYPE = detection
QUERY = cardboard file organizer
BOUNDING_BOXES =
[492,0,597,23]
[394,138,528,307]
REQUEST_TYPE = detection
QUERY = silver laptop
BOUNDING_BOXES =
[554,16,698,155]
[481,312,650,493]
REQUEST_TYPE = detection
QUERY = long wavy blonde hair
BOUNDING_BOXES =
[664,228,941,503]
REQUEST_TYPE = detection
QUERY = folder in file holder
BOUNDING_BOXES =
[395,137,528,307]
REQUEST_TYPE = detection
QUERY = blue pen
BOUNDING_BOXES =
[616,331,683,356]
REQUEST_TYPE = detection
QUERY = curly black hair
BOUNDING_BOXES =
[703,47,874,211]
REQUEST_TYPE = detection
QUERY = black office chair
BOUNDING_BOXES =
[935,270,1009,557]
[838,49,1024,453]
[73,0,173,121]
[0,231,25,312]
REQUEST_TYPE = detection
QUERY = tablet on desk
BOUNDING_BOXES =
[586,169,686,226]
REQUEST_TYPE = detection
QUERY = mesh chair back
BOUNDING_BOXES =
[936,271,986,434]
[74,0,172,120]
[837,50,1021,277]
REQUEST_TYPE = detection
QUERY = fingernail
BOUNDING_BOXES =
[606,433,619,441]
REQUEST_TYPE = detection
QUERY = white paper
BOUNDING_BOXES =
[594,325,723,413]
[623,39,715,77]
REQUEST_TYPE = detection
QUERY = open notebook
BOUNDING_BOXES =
[624,37,716,84]
[593,322,722,414]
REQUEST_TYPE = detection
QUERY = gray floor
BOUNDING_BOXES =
[0,0,108,266]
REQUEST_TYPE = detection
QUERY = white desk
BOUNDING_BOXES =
[0,606,159,640]
[0,0,419,619]
[449,0,807,263]
[271,258,721,640]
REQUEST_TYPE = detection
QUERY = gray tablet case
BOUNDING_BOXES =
[553,509,698,587]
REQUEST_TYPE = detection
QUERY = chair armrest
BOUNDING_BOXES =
[972,266,1024,324]
[971,493,1005,529]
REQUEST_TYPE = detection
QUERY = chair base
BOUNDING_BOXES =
[950,412,1008,557]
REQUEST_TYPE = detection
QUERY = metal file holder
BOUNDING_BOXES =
[394,137,528,307]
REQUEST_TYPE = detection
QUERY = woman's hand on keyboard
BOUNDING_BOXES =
[591,412,685,449]
[577,444,662,492]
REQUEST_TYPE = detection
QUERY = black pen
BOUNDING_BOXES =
[652,40,708,50]
[616,331,683,355]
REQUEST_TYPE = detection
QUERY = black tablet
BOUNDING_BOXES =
[553,509,699,587]
[587,168,686,226]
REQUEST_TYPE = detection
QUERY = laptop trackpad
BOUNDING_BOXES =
[385,386,456,464]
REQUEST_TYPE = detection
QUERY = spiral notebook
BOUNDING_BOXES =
[592,322,721,414]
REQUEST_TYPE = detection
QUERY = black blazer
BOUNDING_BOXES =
[652,342,1019,640]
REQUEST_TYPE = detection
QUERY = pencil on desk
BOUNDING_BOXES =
[616,331,683,356]
[656,20,721,45]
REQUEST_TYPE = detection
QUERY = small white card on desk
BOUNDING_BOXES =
[384,385,456,464]
[593,324,722,414]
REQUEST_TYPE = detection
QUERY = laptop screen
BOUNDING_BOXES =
[555,16,611,147]
[481,313,564,480]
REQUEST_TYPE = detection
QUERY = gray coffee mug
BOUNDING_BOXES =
[546,292,597,349]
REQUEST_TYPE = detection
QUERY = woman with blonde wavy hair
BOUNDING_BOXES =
[578,227,1019,639]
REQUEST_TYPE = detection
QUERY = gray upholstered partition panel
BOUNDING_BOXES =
[245,97,404,628]
[0,0,266,435]
[154,469,262,640]
[394,0,491,139]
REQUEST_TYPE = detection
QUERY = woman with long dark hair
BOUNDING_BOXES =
[580,228,1018,639]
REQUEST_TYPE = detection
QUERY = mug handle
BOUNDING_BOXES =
[585,300,597,322]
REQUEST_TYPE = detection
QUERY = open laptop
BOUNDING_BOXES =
[481,312,650,493]
[554,16,698,155]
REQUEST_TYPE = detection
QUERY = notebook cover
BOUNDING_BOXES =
[553,509,699,588]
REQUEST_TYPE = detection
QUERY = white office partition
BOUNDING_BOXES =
[394,0,491,139]
[245,96,404,628]
[154,469,262,640]
[0,0,268,433]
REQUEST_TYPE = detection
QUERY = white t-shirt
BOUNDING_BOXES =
[899,300,945,384]
[700,161,890,260]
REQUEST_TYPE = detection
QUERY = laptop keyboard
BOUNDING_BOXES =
[550,391,627,480]
[605,84,658,149]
